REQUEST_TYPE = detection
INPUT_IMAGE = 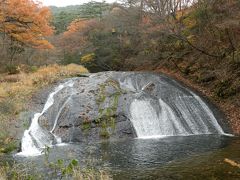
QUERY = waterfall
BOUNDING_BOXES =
[120,73,227,138]
[17,72,229,156]
[130,93,225,139]
[129,89,225,138]
[18,80,74,156]
[130,99,162,138]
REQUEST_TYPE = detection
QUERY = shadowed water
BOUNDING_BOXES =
[10,135,240,179]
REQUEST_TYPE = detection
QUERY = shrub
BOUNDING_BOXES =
[5,65,20,75]
[29,66,38,73]
[214,80,237,98]
[61,53,80,65]
[0,141,17,154]
[81,53,95,64]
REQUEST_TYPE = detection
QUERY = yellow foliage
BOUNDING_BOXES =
[183,17,197,29]
[175,40,183,49]
[175,6,193,20]
[187,35,196,44]
[0,64,88,99]
[81,53,95,64]
[112,28,116,33]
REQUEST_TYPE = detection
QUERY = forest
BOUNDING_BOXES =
[1,0,239,124]
[0,0,240,179]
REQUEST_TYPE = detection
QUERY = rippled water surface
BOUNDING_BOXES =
[4,135,238,179]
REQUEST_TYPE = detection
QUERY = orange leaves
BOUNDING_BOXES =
[0,0,54,49]
[64,19,97,37]
[33,40,54,49]
[58,18,98,53]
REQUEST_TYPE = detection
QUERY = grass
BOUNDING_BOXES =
[0,166,7,180]
[0,63,88,154]
[0,159,112,180]
[72,167,112,180]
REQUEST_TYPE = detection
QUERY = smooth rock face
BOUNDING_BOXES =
[39,72,138,143]
[35,71,227,144]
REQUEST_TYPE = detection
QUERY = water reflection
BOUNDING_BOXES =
[11,135,240,179]
[97,135,229,169]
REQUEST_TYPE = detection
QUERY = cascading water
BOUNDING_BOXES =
[120,73,226,138]
[18,80,74,156]
[18,72,229,157]
[129,94,224,138]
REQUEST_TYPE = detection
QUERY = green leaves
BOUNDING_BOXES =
[46,158,79,177]
[51,2,110,33]
[61,159,79,175]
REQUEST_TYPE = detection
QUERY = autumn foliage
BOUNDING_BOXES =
[58,19,98,53]
[0,0,54,49]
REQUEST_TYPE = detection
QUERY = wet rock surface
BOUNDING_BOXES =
[38,72,139,143]
[24,71,230,144]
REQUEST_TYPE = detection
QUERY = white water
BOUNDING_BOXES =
[18,81,74,156]
[118,73,227,139]
[130,100,161,137]
[50,96,72,133]
[130,93,225,138]
[124,73,226,138]
[191,92,224,134]
[18,72,229,157]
